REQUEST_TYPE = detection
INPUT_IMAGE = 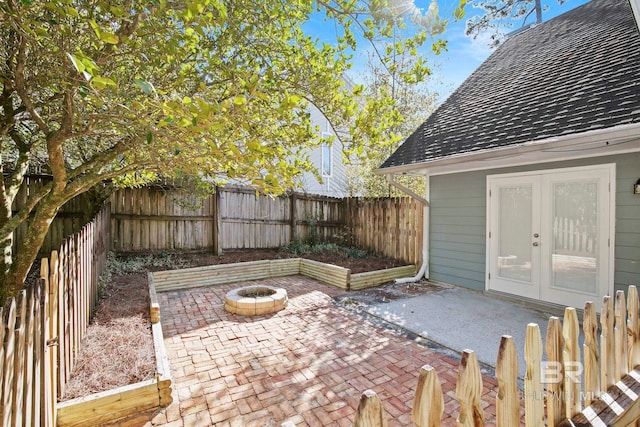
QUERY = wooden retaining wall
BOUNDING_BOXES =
[350,265,417,290]
[150,259,302,292]
[299,259,351,290]
[151,259,415,293]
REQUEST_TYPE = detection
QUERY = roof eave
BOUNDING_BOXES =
[630,0,640,30]
[376,122,640,177]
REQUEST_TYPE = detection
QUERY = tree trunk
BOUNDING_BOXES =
[0,198,12,290]
[1,195,60,300]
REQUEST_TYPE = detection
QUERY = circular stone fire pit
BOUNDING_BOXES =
[224,285,288,316]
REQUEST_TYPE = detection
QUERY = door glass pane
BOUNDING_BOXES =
[551,180,598,294]
[498,185,532,282]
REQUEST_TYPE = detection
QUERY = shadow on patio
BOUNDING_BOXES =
[150,276,499,426]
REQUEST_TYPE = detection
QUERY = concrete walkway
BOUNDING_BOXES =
[366,285,555,378]
[145,277,500,426]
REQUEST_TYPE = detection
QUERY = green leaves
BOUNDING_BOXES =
[90,76,116,90]
[89,19,119,44]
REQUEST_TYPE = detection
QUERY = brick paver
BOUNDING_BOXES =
[148,276,499,426]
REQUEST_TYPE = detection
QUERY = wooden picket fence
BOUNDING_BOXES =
[553,216,596,257]
[0,204,110,426]
[11,174,100,256]
[354,287,640,426]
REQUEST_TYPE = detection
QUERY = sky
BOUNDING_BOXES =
[305,0,591,99]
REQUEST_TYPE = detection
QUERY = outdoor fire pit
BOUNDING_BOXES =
[224,285,288,316]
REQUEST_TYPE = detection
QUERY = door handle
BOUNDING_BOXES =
[532,242,539,246]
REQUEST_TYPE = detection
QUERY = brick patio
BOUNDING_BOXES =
[147,276,499,426]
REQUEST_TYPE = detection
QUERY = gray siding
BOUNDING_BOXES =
[429,152,640,293]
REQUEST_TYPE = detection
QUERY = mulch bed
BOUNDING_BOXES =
[185,248,406,274]
[63,249,409,399]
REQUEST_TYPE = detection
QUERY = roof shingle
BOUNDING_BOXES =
[380,0,640,170]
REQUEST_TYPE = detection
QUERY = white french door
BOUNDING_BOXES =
[487,165,613,308]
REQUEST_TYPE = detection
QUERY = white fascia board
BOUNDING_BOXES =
[376,122,640,177]
[630,0,640,31]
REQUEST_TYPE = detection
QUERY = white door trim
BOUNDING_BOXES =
[485,164,615,305]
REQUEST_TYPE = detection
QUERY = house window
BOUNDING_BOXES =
[321,133,332,177]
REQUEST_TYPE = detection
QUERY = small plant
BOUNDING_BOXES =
[281,241,370,259]
[305,212,320,245]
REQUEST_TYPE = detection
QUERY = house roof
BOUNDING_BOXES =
[380,0,640,171]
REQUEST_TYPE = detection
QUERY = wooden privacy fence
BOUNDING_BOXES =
[0,204,109,426]
[347,197,423,266]
[354,287,640,426]
[110,186,423,265]
[219,187,345,249]
[11,174,99,256]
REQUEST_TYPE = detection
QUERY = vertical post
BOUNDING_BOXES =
[601,296,615,391]
[289,191,297,243]
[614,290,629,382]
[412,364,443,427]
[456,349,484,427]
[628,285,640,371]
[353,389,388,427]
[496,336,519,427]
[213,187,222,255]
[583,302,600,407]
[546,317,565,426]
[524,323,544,427]
[49,252,59,426]
[562,308,581,418]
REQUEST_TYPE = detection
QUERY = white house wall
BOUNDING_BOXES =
[428,152,640,294]
[297,105,348,197]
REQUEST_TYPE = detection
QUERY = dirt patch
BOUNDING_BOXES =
[63,249,410,399]
[335,280,450,308]
[187,248,406,274]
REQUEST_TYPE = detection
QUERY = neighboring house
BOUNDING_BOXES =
[296,104,348,197]
[378,0,640,309]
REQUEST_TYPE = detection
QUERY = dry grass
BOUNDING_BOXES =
[61,271,155,401]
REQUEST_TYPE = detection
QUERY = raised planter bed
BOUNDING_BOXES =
[350,265,417,290]
[56,281,172,427]
[149,258,416,292]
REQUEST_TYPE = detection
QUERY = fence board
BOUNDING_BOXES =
[412,365,443,427]
[615,290,629,382]
[524,323,544,427]
[583,302,599,407]
[496,336,519,427]
[456,350,484,427]
[629,286,640,370]
[546,316,565,426]
[601,296,615,391]
[2,300,16,427]
[562,308,581,417]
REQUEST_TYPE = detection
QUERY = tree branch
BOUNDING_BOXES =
[13,35,50,135]
[67,139,131,180]
[0,179,53,238]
